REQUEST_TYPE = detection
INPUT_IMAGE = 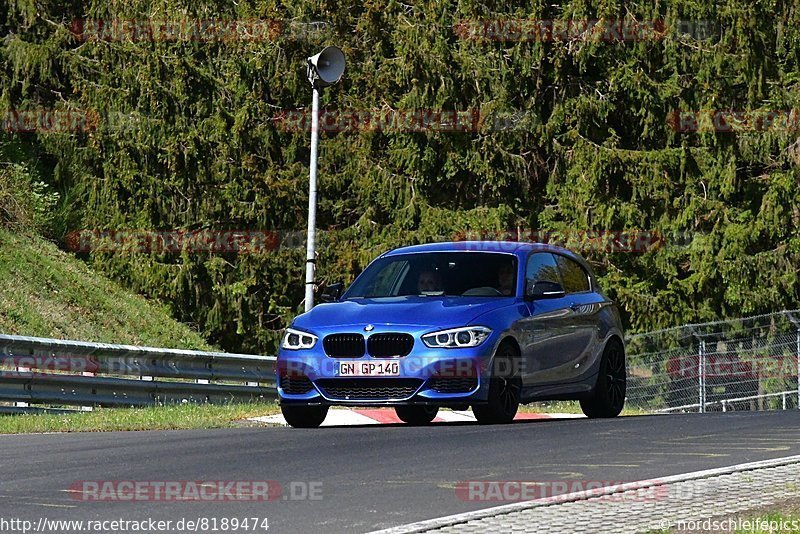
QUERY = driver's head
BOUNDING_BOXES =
[497,263,515,296]
[417,270,442,293]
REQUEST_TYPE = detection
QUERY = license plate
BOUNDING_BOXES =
[338,361,400,377]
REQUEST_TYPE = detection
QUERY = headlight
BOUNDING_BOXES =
[422,326,491,348]
[281,328,318,350]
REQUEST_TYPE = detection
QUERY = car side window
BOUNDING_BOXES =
[525,253,561,284]
[554,255,590,293]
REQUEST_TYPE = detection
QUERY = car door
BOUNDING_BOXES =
[516,252,576,386]
[552,253,604,382]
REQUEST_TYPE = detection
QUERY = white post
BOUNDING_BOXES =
[304,87,320,313]
[15,355,29,408]
[796,326,799,410]
[698,338,706,413]
[302,46,344,312]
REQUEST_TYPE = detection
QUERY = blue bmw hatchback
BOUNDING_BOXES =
[277,241,626,427]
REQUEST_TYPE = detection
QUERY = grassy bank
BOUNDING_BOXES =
[0,228,212,349]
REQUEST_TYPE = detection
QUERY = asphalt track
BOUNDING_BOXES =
[1,410,799,533]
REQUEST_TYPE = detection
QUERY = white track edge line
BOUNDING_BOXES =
[369,454,800,534]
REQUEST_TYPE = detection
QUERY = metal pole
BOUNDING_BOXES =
[699,338,706,413]
[304,86,320,313]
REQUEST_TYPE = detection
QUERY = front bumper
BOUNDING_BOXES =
[277,337,496,406]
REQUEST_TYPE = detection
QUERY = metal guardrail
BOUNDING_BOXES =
[0,334,276,410]
[654,390,798,413]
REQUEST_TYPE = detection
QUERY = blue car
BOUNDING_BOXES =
[277,241,626,428]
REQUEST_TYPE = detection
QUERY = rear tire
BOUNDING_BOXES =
[473,341,522,424]
[580,339,626,418]
[395,405,438,425]
[281,404,329,428]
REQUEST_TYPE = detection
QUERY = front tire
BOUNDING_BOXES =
[473,341,522,424]
[580,339,626,418]
[281,404,329,428]
[395,405,438,425]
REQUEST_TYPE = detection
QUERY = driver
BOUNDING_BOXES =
[497,263,515,296]
[417,270,443,293]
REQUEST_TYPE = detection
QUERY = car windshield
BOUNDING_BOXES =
[344,252,517,298]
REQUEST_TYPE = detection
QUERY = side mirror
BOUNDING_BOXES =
[525,279,566,300]
[319,282,344,303]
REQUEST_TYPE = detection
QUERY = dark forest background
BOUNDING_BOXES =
[2,0,799,354]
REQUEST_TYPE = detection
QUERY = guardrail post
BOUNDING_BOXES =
[15,357,29,409]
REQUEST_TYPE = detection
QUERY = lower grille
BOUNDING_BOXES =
[316,378,422,400]
[279,374,314,395]
[429,377,478,393]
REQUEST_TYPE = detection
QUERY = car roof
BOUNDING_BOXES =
[382,241,579,259]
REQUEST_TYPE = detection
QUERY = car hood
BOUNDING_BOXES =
[292,296,515,331]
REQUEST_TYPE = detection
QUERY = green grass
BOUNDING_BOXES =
[0,402,280,434]
[0,228,212,349]
[520,400,652,416]
[0,401,652,434]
